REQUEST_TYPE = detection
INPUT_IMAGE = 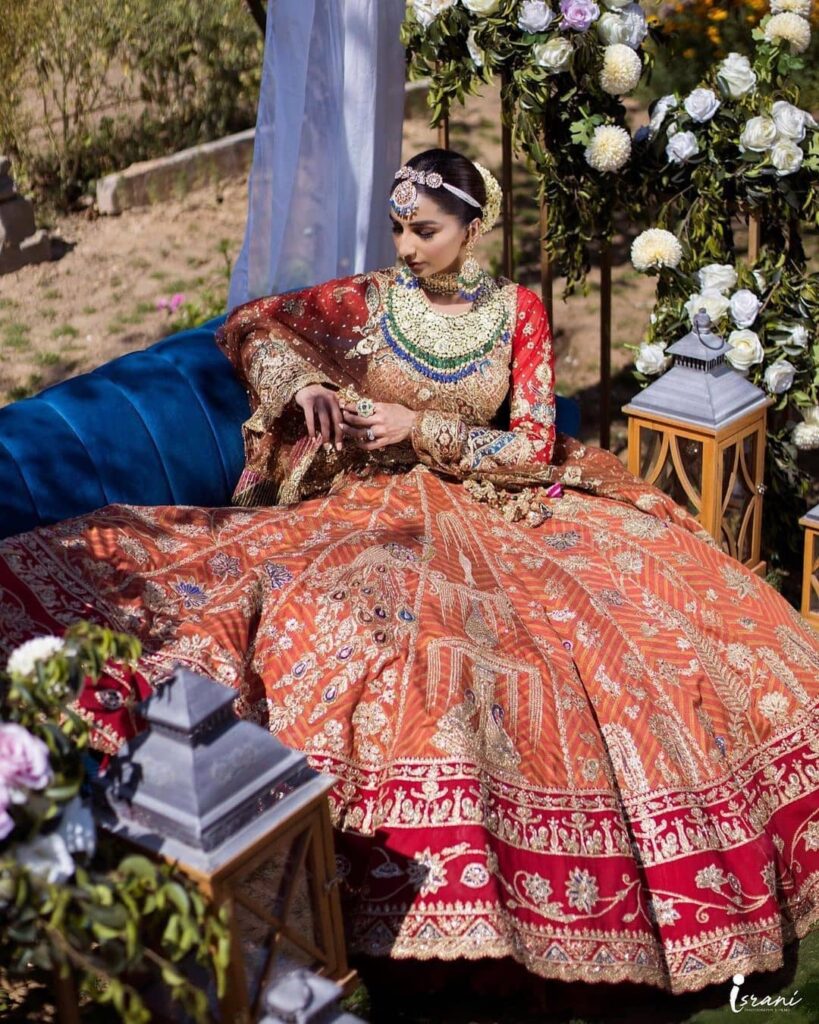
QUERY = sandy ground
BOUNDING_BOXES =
[0,86,659,453]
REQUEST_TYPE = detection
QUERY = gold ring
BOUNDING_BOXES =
[356,398,375,418]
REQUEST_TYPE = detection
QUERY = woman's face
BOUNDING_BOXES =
[389,192,480,278]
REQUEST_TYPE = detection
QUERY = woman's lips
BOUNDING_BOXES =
[407,261,423,271]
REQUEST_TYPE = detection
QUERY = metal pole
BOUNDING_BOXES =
[539,117,553,326]
[748,211,762,262]
[501,78,514,280]
[599,241,612,451]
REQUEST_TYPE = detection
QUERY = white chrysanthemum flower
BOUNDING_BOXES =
[584,124,632,171]
[764,12,812,53]
[793,407,819,450]
[7,636,65,678]
[770,0,812,19]
[599,43,642,95]
[630,228,683,271]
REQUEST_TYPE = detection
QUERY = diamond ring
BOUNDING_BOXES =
[356,397,375,418]
[366,428,375,442]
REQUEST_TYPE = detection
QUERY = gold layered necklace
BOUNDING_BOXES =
[379,265,510,383]
[421,271,460,296]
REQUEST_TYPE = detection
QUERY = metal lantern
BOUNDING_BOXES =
[800,504,819,629]
[259,968,364,1024]
[96,666,354,1024]
[623,310,772,574]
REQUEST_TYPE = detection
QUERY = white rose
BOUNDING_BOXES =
[7,635,66,677]
[600,43,642,95]
[725,329,764,371]
[620,3,648,48]
[782,323,809,351]
[684,88,720,123]
[518,0,554,32]
[462,0,501,13]
[729,289,761,328]
[685,290,731,324]
[771,139,804,175]
[739,116,778,152]
[698,263,737,293]
[647,94,678,138]
[16,833,75,885]
[771,0,812,15]
[413,0,456,28]
[666,130,699,163]
[467,28,484,66]
[636,342,671,376]
[596,11,627,44]
[533,37,574,72]
[603,0,632,7]
[763,359,797,394]
[764,13,811,53]
[771,100,812,142]
[717,52,757,99]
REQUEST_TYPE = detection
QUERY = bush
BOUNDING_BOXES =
[0,0,262,210]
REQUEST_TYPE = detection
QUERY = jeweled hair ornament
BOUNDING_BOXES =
[390,162,502,235]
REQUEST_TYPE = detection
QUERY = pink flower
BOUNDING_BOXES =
[560,0,599,31]
[0,723,52,795]
[156,293,186,313]
[0,780,14,841]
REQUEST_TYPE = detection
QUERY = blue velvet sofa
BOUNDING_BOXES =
[0,315,580,540]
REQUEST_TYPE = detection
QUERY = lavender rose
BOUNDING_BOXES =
[0,781,14,841]
[560,0,600,32]
[0,723,52,795]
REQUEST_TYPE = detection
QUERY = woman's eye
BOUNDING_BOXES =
[419,232,434,240]
[391,224,401,234]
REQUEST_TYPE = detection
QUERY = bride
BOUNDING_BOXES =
[1,148,818,994]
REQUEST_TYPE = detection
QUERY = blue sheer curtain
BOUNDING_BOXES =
[228,0,406,310]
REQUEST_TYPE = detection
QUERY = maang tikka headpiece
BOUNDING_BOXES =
[390,162,502,235]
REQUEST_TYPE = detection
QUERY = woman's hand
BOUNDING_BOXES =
[341,401,418,450]
[294,384,344,450]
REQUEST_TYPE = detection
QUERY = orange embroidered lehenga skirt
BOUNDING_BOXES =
[2,463,819,993]
[1,271,818,993]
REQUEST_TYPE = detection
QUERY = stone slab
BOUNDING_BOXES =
[0,196,35,246]
[0,230,52,275]
[96,128,256,215]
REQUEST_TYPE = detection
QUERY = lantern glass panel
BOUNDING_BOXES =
[809,534,819,615]
[720,434,756,563]
[230,833,322,1004]
[639,427,703,516]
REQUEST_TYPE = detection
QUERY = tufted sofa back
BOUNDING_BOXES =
[0,316,580,540]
